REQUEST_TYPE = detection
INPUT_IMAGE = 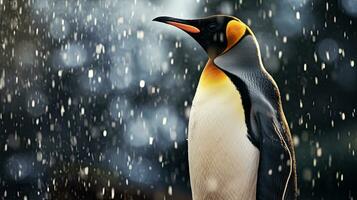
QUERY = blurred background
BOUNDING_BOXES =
[0,0,356,199]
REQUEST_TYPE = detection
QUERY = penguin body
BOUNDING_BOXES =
[189,59,259,199]
[154,15,297,200]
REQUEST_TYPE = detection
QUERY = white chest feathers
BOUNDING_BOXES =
[188,63,260,200]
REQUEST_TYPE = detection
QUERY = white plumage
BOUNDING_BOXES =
[188,62,259,200]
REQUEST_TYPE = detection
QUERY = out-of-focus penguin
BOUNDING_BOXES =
[153,15,297,200]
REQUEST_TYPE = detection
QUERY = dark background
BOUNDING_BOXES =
[0,0,356,199]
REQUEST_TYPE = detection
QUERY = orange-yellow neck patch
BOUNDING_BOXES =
[224,20,246,53]
[198,59,228,88]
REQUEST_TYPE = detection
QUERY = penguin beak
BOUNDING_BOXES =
[153,16,224,58]
[153,16,200,34]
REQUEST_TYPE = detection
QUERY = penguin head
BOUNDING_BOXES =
[153,15,252,59]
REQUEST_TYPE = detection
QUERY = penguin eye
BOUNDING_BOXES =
[208,23,216,30]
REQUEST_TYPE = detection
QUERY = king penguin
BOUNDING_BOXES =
[153,15,297,200]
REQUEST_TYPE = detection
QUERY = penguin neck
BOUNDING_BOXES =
[198,59,229,89]
[213,35,264,77]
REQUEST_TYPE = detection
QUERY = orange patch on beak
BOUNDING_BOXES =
[167,21,200,33]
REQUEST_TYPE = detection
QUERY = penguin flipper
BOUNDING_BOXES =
[254,109,296,200]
